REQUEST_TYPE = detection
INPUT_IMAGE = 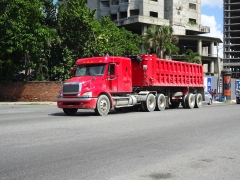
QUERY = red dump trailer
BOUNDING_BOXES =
[57,54,204,116]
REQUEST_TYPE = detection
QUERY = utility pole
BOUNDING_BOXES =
[217,43,220,94]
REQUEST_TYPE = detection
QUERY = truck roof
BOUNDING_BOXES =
[75,56,130,65]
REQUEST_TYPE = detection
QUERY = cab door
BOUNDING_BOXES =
[106,63,119,92]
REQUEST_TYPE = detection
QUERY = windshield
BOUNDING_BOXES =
[75,64,106,76]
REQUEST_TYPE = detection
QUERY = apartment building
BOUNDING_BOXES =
[223,0,240,78]
[87,0,222,76]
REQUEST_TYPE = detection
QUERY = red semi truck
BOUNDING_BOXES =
[57,54,204,116]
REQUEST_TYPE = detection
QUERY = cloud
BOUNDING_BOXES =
[201,14,223,57]
[201,0,223,9]
[201,15,222,40]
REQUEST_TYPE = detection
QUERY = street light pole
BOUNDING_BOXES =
[217,43,220,94]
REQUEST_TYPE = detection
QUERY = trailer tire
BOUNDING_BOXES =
[95,95,110,116]
[186,93,195,109]
[194,93,203,108]
[155,94,166,111]
[142,93,156,112]
[63,108,78,116]
[182,95,187,108]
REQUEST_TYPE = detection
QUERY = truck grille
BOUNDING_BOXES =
[62,82,81,95]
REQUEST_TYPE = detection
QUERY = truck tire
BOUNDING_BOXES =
[182,95,187,108]
[186,93,195,109]
[63,108,78,115]
[141,93,156,112]
[194,93,203,108]
[155,94,166,111]
[95,95,110,116]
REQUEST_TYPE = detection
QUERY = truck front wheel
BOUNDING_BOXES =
[63,108,78,116]
[95,95,110,116]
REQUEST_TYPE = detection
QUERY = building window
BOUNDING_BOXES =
[111,0,119,5]
[150,0,158,2]
[130,9,139,16]
[120,0,128,3]
[188,18,197,25]
[100,0,110,8]
[120,12,127,18]
[189,3,196,10]
[150,11,158,18]
[111,14,117,20]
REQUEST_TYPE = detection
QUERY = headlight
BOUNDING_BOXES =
[82,92,92,98]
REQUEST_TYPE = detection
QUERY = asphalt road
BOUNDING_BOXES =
[0,103,240,180]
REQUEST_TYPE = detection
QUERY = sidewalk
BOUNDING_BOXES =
[0,101,57,105]
[213,100,236,104]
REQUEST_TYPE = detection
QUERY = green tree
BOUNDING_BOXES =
[0,0,142,82]
[56,1,141,80]
[57,0,95,59]
[181,49,201,64]
[142,25,179,58]
[55,0,96,80]
[38,0,60,81]
[87,16,141,57]
[0,0,56,82]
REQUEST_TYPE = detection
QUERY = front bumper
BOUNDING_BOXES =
[57,97,97,109]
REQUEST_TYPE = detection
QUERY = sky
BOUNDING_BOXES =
[201,0,223,57]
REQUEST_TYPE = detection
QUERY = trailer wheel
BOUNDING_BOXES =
[95,95,110,116]
[155,94,166,111]
[142,93,156,112]
[194,93,203,108]
[186,93,195,109]
[63,108,78,116]
[182,95,187,108]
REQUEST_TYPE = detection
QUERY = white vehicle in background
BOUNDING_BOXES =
[203,91,212,105]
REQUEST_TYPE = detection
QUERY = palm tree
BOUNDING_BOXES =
[181,49,201,64]
[142,25,179,58]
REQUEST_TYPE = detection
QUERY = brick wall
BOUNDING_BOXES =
[0,82,62,102]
